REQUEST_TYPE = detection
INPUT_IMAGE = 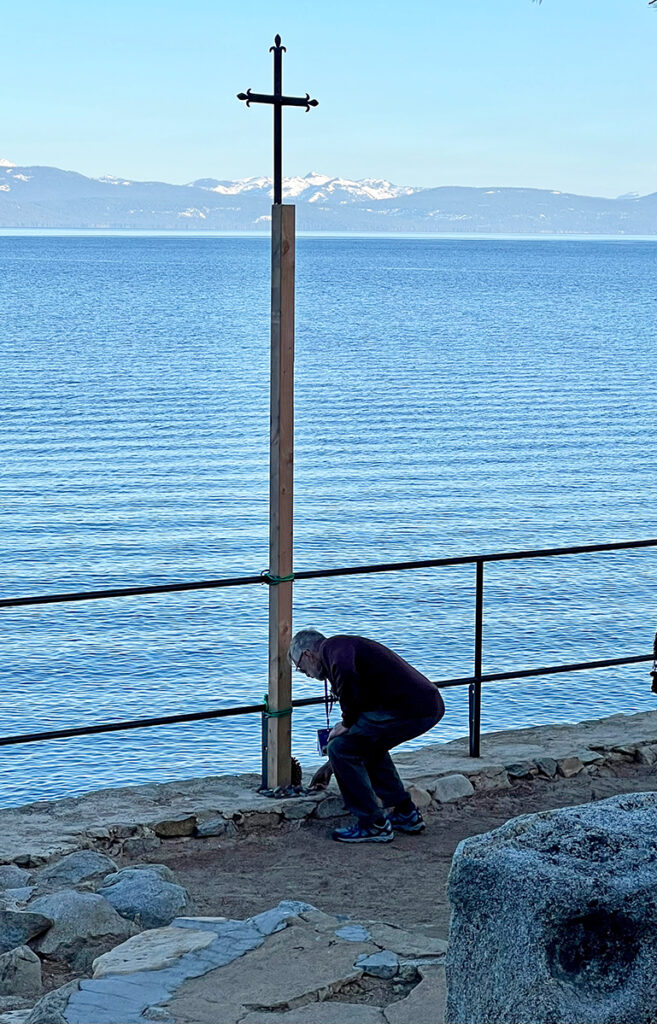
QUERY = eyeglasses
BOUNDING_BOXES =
[292,650,307,673]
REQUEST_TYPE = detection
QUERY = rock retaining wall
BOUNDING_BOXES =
[0,710,655,868]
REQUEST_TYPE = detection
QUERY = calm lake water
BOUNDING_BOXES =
[1,232,656,808]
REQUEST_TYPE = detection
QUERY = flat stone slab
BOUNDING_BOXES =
[241,1005,387,1024]
[92,927,215,977]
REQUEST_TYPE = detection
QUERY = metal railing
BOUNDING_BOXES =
[1,537,655,783]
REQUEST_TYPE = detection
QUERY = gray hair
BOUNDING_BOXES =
[288,628,327,665]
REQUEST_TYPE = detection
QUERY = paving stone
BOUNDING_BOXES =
[431,775,474,803]
[334,925,371,942]
[355,950,399,979]
[383,963,446,1024]
[241,1005,387,1024]
[365,923,447,958]
[248,902,318,937]
[92,926,215,977]
[0,947,41,999]
[556,755,584,777]
[164,917,375,1024]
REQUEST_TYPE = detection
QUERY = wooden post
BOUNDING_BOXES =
[268,202,295,788]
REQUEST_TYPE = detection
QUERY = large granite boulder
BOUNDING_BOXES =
[0,910,52,954]
[97,865,194,929]
[446,791,657,1024]
[29,891,138,973]
[36,851,117,889]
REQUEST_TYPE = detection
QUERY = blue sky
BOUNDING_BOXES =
[2,0,655,196]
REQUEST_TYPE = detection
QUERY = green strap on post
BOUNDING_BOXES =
[260,570,295,585]
[263,695,293,718]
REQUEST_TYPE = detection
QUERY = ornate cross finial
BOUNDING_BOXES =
[237,35,318,205]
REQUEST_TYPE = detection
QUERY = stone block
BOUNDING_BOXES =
[239,811,282,829]
[557,756,584,778]
[121,835,162,857]
[406,786,432,810]
[635,745,657,765]
[535,757,558,778]
[505,761,536,780]
[195,817,235,837]
[150,815,197,838]
[431,775,474,804]
[470,767,510,792]
[0,946,42,999]
[446,791,657,1023]
[576,749,604,765]
[281,801,318,821]
[314,796,348,819]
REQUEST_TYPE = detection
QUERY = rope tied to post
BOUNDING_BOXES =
[260,570,295,585]
[262,695,293,719]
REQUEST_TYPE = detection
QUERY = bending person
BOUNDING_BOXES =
[289,629,445,844]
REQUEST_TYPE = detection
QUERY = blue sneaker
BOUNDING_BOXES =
[331,819,394,843]
[388,807,425,834]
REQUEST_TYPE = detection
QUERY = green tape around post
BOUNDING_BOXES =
[263,695,293,718]
[260,571,295,585]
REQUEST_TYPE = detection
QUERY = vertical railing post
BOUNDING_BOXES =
[469,559,484,757]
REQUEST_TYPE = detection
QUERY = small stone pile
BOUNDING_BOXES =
[0,850,195,1022]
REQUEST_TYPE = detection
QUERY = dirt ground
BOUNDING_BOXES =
[119,760,657,939]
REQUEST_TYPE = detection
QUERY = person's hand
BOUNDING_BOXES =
[328,721,348,741]
[309,761,333,790]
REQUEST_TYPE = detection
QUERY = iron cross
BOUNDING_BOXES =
[238,35,318,205]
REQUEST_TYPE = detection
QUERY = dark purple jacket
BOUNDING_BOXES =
[319,635,444,728]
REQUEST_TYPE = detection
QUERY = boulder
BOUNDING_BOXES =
[149,815,196,838]
[0,868,32,891]
[0,945,42,999]
[24,980,80,1024]
[0,912,52,955]
[29,891,138,973]
[36,851,117,888]
[431,775,474,803]
[97,867,194,929]
[446,791,657,1023]
[406,785,432,810]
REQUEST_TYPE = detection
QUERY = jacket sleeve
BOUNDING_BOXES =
[325,646,363,728]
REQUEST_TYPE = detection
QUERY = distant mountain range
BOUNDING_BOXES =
[1,160,655,234]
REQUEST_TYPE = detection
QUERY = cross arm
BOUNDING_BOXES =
[237,89,319,112]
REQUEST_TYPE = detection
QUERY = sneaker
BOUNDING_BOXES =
[388,807,425,834]
[331,819,394,843]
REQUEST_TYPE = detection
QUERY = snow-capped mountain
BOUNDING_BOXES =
[0,161,654,234]
[190,171,420,203]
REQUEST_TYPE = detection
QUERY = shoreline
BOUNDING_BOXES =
[2,708,656,867]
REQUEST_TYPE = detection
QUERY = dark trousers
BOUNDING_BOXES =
[327,709,444,826]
